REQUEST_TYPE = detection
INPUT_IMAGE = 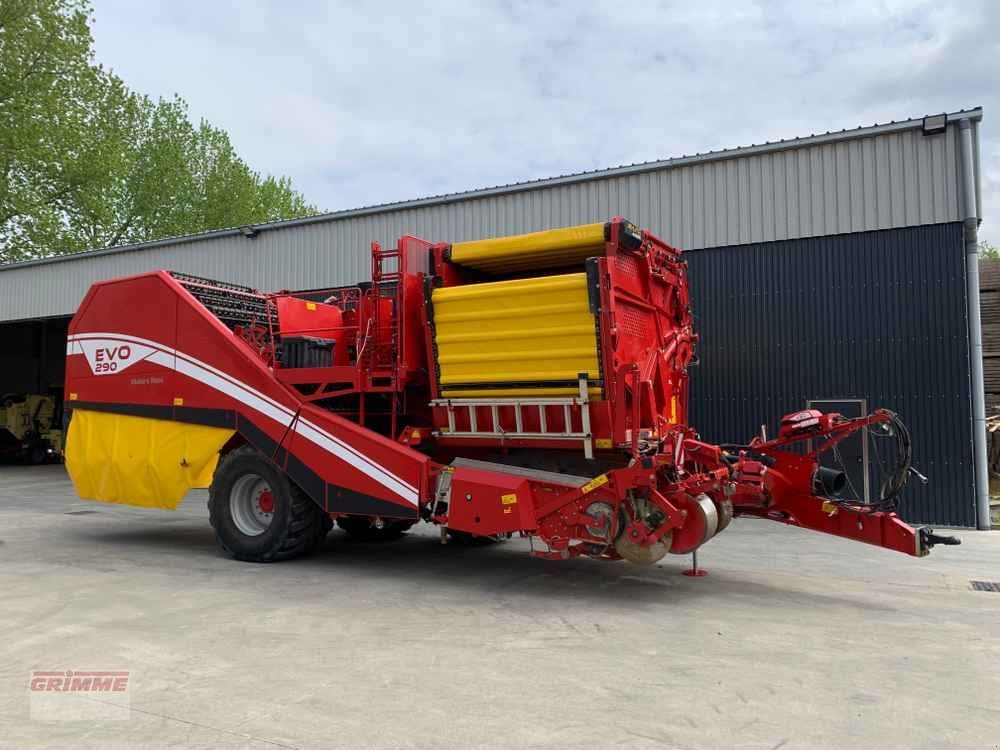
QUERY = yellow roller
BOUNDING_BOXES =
[432,272,601,398]
[65,410,234,509]
[448,222,606,272]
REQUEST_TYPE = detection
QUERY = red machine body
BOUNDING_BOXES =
[64,218,957,565]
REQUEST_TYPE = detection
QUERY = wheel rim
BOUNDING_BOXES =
[229,473,275,536]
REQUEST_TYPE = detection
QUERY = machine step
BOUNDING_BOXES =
[449,457,592,488]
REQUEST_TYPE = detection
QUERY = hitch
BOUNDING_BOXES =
[919,526,961,554]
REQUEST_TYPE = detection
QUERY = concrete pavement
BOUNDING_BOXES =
[1,464,998,749]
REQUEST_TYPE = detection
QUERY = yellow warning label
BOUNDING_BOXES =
[172,397,184,406]
[501,493,518,505]
[822,501,839,515]
[306,302,317,311]
[69,392,78,401]
[595,438,613,449]
[581,474,609,495]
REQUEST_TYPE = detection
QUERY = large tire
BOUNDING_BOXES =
[337,515,414,541]
[208,446,332,562]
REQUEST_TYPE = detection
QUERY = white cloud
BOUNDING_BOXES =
[90,0,999,238]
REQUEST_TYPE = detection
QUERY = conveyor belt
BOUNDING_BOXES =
[448,222,606,273]
[431,272,602,398]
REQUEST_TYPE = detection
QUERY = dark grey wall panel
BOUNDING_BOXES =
[686,222,974,527]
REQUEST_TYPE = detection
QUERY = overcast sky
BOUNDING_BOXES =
[90,0,999,240]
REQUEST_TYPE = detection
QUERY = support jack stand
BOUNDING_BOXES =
[682,550,708,577]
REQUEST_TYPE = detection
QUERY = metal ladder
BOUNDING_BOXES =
[368,241,401,379]
[431,376,594,459]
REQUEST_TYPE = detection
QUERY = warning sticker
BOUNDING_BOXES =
[581,474,609,495]
[501,493,518,505]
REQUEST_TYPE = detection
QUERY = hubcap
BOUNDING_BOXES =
[229,474,275,536]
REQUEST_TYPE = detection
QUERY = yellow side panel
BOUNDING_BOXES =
[432,273,601,397]
[65,410,234,510]
[449,222,605,272]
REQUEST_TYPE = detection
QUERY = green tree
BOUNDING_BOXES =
[980,240,1000,261]
[0,0,99,256]
[0,0,316,264]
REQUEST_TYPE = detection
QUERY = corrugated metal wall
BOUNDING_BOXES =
[0,116,979,322]
[686,222,974,527]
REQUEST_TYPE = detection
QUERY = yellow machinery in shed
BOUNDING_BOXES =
[0,393,63,463]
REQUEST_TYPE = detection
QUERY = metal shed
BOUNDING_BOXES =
[0,107,986,527]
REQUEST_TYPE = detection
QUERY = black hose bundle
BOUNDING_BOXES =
[829,410,912,513]
[859,410,913,513]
